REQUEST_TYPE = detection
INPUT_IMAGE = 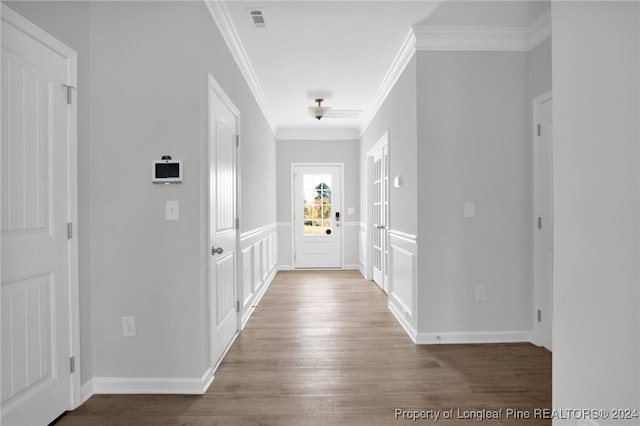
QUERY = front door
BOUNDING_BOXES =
[208,76,239,368]
[1,6,78,425]
[293,165,342,268]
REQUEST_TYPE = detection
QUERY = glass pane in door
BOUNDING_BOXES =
[303,174,332,236]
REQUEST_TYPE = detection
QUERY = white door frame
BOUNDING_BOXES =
[290,162,344,269]
[1,3,80,412]
[532,90,553,350]
[366,131,389,284]
[207,74,240,371]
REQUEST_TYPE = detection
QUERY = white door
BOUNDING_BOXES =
[293,165,342,268]
[208,76,239,368]
[1,6,78,425]
[533,93,553,351]
[371,145,389,292]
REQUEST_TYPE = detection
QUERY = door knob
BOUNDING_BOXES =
[212,246,224,255]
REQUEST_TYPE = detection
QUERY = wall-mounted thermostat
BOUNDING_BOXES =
[152,156,182,184]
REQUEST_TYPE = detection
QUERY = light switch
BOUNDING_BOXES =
[464,202,475,218]
[166,200,179,221]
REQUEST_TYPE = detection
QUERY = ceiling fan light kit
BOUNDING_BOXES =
[308,98,331,120]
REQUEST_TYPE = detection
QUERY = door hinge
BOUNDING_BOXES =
[235,135,239,147]
[537,217,542,230]
[537,310,542,322]
[70,356,75,373]
[67,222,73,239]
[62,84,75,105]
[537,124,541,137]
[236,301,240,312]
[235,217,240,230]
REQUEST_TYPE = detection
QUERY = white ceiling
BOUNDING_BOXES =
[216,0,550,140]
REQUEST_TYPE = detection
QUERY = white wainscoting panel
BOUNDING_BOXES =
[241,246,253,305]
[240,224,278,328]
[387,230,418,341]
[358,222,368,278]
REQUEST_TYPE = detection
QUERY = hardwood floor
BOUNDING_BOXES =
[56,270,551,425]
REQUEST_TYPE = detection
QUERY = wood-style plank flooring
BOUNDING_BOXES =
[56,270,551,425]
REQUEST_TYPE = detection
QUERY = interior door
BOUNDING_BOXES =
[371,145,389,292]
[1,6,77,425]
[293,165,342,268]
[533,94,553,351]
[209,76,239,368]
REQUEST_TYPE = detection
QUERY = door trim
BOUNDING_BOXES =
[532,90,552,350]
[1,4,81,412]
[365,131,389,282]
[290,162,344,269]
[207,74,240,372]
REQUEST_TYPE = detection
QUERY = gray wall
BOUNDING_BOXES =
[5,1,276,383]
[416,50,531,334]
[360,57,418,237]
[552,1,639,420]
[276,139,360,268]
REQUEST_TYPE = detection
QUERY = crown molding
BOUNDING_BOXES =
[413,9,551,52]
[358,28,416,138]
[527,8,551,50]
[276,126,361,141]
[205,0,276,136]
[414,25,530,51]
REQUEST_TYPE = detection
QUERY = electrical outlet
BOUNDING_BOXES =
[122,316,136,337]
[475,286,486,302]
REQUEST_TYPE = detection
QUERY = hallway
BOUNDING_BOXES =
[56,271,551,425]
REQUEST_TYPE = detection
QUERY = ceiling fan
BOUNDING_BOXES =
[308,98,362,120]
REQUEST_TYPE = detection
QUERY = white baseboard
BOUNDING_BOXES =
[81,379,95,404]
[277,265,360,271]
[415,330,532,345]
[90,368,214,395]
[388,300,418,343]
[277,264,293,271]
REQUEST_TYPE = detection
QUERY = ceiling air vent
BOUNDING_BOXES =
[249,10,266,28]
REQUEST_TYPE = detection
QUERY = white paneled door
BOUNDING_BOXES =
[208,76,239,368]
[293,165,342,268]
[1,6,78,425]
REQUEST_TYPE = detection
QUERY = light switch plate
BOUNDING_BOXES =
[166,200,179,221]
[464,202,475,218]
[122,316,136,337]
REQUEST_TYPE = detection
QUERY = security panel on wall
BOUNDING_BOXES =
[152,155,183,184]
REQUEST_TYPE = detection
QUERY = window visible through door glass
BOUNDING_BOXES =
[303,174,332,236]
